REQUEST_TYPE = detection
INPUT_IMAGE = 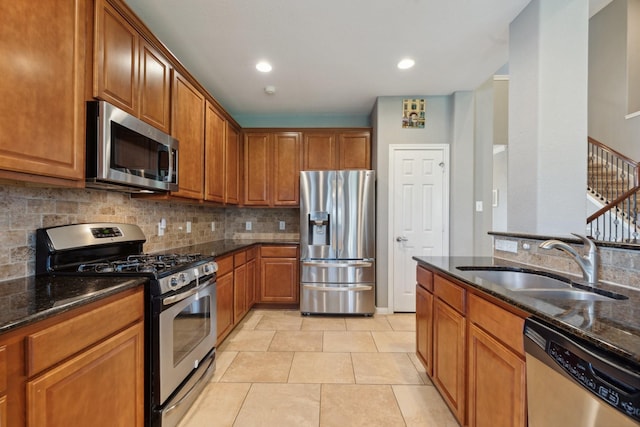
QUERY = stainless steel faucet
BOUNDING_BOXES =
[539,233,599,285]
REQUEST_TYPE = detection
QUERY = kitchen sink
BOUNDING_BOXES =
[456,268,571,290]
[456,266,627,301]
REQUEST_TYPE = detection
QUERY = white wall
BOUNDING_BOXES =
[373,96,453,308]
[589,0,640,161]
[508,0,589,235]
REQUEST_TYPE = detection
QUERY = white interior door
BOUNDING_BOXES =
[389,144,449,312]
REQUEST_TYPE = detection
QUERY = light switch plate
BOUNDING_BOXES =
[246,221,252,231]
[279,221,285,230]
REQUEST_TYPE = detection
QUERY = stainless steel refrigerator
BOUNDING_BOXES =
[300,170,376,315]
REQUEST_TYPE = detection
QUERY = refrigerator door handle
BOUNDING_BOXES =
[301,261,373,268]
[302,284,374,292]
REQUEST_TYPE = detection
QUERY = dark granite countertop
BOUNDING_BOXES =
[0,275,147,335]
[160,238,299,258]
[0,239,298,336]
[414,256,640,367]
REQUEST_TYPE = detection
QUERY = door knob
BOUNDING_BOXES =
[396,236,408,242]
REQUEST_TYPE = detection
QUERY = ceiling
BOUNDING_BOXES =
[124,0,610,121]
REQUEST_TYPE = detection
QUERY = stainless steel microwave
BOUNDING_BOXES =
[86,101,178,193]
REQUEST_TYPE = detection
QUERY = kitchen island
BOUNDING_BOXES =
[414,256,640,427]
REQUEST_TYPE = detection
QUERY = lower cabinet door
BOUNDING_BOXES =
[27,322,144,427]
[216,271,234,344]
[433,298,466,425]
[260,258,298,303]
[468,323,526,427]
[416,284,434,376]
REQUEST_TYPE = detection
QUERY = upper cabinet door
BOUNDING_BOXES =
[225,124,241,205]
[303,133,337,170]
[244,133,271,206]
[139,40,171,134]
[171,71,205,200]
[204,101,226,203]
[94,0,138,115]
[273,132,301,206]
[338,132,371,169]
[0,0,85,184]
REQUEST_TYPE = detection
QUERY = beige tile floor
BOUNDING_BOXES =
[179,309,459,427]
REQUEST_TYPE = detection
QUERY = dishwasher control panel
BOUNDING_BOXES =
[549,341,640,421]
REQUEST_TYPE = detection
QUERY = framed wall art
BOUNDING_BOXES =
[402,98,425,128]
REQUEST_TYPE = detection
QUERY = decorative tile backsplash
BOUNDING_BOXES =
[492,235,640,290]
[0,182,299,281]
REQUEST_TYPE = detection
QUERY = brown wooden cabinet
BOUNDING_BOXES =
[171,71,205,200]
[415,265,529,427]
[246,247,257,307]
[416,266,434,377]
[205,101,226,203]
[138,40,172,133]
[234,251,248,323]
[225,124,242,204]
[205,102,241,205]
[94,0,171,133]
[216,247,258,345]
[432,280,466,425]
[467,294,526,427]
[302,131,371,170]
[216,255,234,345]
[0,287,144,427]
[244,132,301,206]
[27,322,144,427]
[94,0,138,115]
[0,0,85,185]
[259,245,299,303]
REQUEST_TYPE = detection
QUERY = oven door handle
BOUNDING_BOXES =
[162,280,211,306]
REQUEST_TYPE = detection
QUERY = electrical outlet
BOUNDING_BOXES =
[245,221,252,231]
[475,201,483,212]
[186,221,192,233]
[211,222,215,231]
[495,239,518,253]
[158,222,164,237]
[279,221,285,230]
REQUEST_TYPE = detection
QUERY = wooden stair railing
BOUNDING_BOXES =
[587,137,640,242]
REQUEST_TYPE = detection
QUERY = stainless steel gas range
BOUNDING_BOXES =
[36,223,218,427]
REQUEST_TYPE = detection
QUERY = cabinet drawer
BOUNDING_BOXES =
[26,289,143,377]
[468,293,525,356]
[434,274,466,314]
[417,266,433,292]
[261,245,297,258]
[234,250,247,266]
[247,246,258,260]
[0,345,5,395]
[216,255,234,276]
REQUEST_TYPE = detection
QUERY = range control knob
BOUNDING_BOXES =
[170,276,179,288]
[203,262,217,274]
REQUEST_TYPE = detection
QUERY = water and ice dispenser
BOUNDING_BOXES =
[308,211,330,245]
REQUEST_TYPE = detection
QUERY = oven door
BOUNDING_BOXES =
[156,277,217,406]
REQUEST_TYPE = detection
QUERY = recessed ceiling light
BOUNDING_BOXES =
[397,58,415,70]
[256,61,272,72]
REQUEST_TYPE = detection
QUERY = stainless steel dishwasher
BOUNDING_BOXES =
[524,317,640,427]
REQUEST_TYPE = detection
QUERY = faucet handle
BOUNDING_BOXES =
[570,233,597,253]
